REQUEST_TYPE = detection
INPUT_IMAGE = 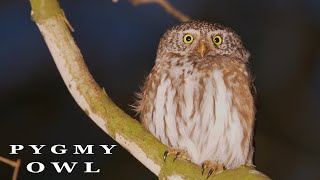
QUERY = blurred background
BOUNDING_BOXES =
[0,0,319,179]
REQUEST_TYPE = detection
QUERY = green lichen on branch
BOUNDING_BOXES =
[29,0,270,179]
[160,159,269,180]
[29,0,167,174]
[30,0,63,21]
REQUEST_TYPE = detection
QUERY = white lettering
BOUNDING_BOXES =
[74,145,94,154]
[99,145,116,154]
[51,144,67,154]
[26,162,45,173]
[29,145,46,155]
[51,162,78,173]
[10,145,24,154]
[84,162,100,173]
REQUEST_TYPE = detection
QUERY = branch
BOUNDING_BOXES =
[0,156,21,180]
[114,0,190,22]
[28,0,269,179]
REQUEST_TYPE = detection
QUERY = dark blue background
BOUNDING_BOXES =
[0,0,319,179]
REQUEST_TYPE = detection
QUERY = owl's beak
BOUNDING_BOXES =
[196,40,208,58]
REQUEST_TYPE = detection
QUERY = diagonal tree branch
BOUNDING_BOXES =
[28,0,270,179]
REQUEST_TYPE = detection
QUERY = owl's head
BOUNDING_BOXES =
[156,20,250,62]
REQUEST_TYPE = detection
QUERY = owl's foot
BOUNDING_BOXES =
[245,163,256,168]
[201,160,225,179]
[163,147,191,162]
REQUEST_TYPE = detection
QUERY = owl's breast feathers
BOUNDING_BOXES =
[136,55,255,169]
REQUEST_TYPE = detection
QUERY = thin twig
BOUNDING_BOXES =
[115,0,190,22]
[0,156,21,180]
[12,159,21,180]
[0,156,17,167]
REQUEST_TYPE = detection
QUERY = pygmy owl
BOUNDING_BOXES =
[135,20,255,177]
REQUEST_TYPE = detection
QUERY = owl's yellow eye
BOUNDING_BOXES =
[213,35,223,45]
[183,34,194,44]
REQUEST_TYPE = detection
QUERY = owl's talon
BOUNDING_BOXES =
[201,163,205,175]
[201,160,225,179]
[163,147,191,163]
[207,168,214,179]
[173,151,181,162]
[163,150,169,162]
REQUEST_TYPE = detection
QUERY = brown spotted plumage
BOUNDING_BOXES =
[135,21,255,175]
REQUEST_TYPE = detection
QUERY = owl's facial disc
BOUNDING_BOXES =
[196,40,208,58]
